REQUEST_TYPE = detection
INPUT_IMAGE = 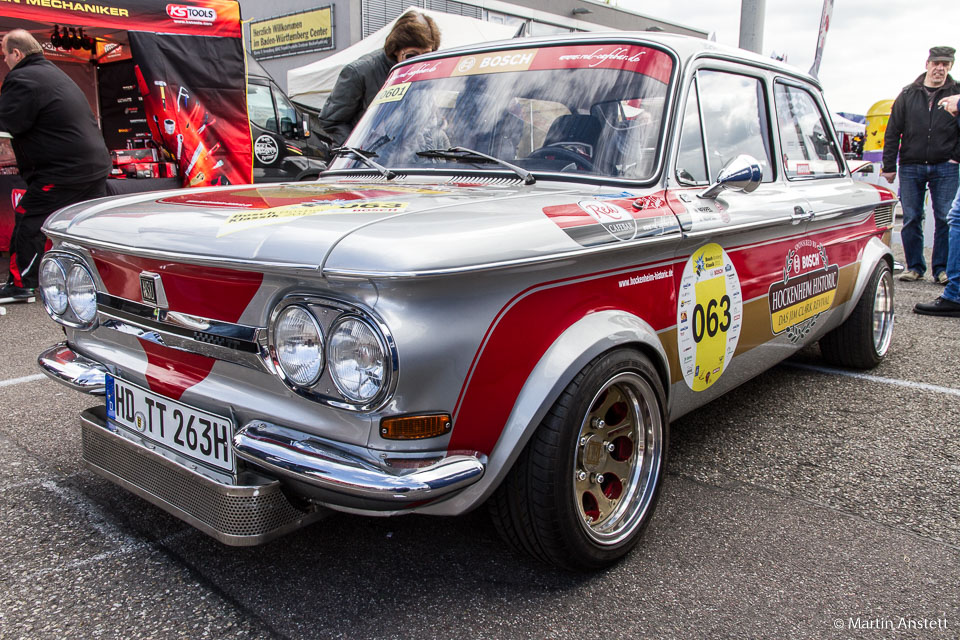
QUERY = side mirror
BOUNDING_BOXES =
[700,154,762,199]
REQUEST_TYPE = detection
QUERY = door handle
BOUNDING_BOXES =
[791,205,814,224]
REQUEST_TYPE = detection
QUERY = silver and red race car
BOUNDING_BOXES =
[38,32,895,571]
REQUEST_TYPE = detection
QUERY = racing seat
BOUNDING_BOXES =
[542,114,603,157]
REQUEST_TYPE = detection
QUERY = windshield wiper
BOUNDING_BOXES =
[332,145,396,180]
[416,147,535,185]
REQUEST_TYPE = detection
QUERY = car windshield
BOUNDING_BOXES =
[328,43,674,181]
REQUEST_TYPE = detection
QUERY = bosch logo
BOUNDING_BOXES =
[167,4,217,22]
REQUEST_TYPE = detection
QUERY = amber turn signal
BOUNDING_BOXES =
[380,414,452,440]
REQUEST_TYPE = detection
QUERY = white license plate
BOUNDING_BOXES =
[105,374,235,472]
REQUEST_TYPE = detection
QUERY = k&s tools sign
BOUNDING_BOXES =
[250,6,334,60]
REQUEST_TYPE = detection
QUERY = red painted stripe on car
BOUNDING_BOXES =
[138,338,216,401]
[90,249,263,323]
[449,262,677,454]
[449,218,883,456]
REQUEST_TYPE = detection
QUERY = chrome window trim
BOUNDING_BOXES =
[772,79,846,181]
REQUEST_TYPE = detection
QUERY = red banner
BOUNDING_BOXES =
[0,0,242,38]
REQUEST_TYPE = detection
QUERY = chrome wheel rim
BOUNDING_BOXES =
[572,371,663,546]
[873,269,894,356]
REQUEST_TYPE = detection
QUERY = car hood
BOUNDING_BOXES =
[45,178,681,275]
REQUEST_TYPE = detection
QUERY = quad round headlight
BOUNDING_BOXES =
[274,305,324,386]
[39,258,68,315]
[66,264,97,323]
[328,317,387,403]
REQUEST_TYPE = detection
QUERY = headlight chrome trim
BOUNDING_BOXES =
[267,295,398,412]
[327,314,390,405]
[39,255,68,315]
[39,250,99,330]
[268,303,325,389]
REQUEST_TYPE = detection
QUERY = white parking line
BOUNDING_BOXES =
[0,373,46,388]
[784,362,960,397]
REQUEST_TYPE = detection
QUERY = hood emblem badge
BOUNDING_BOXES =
[139,272,168,308]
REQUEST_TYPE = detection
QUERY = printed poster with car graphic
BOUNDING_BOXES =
[677,243,743,392]
[129,31,251,187]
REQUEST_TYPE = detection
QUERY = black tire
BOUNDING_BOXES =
[819,260,894,369]
[489,348,668,571]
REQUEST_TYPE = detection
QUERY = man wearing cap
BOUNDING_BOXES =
[882,46,960,284]
[0,29,110,302]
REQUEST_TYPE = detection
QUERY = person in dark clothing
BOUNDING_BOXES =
[881,46,960,284]
[915,92,960,317]
[318,11,441,146]
[0,29,110,301]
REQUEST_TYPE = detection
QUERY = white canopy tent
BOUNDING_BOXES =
[832,113,866,136]
[287,7,517,111]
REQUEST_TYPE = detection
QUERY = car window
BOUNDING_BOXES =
[247,83,277,132]
[774,83,843,178]
[676,78,708,184]
[697,70,774,182]
[335,43,674,182]
[273,87,299,136]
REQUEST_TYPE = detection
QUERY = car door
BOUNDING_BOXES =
[666,64,814,415]
[247,79,288,182]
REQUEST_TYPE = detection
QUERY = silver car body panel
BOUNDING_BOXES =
[38,31,894,530]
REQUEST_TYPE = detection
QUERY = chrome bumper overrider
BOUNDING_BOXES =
[41,343,485,519]
[233,422,485,506]
[38,342,108,394]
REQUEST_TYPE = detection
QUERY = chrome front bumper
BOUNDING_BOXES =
[40,342,485,517]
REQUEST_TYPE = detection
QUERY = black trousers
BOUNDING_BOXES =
[8,178,106,288]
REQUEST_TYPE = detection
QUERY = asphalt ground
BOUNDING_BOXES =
[0,246,958,640]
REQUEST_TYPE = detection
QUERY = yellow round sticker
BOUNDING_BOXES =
[677,243,743,391]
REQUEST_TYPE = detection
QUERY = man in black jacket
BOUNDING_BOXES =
[0,29,110,301]
[882,46,960,284]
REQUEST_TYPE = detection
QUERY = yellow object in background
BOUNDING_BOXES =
[863,99,894,161]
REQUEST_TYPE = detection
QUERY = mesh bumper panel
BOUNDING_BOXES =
[80,407,323,546]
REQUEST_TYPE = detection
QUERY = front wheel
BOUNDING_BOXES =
[489,349,668,571]
[819,260,894,368]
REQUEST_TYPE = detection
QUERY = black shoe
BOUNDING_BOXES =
[914,296,960,317]
[0,284,36,302]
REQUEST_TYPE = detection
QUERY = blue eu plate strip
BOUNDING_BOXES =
[105,373,116,421]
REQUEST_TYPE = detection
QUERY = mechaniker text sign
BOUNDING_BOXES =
[250,6,333,60]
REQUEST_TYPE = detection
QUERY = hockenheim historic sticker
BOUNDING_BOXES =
[768,239,838,342]
[677,243,743,392]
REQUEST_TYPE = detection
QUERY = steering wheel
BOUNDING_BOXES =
[526,144,594,171]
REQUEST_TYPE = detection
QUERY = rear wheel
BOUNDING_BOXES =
[819,261,894,368]
[489,349,668,571]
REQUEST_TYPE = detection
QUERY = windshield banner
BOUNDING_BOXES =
[129,31,251,187]
[0,0,242,38]
[384,44,673,87]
